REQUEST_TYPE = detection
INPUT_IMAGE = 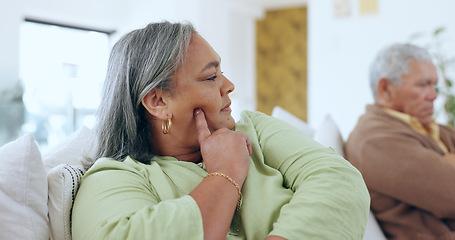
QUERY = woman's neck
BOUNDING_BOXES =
[171,150,203,163]
[152,130,203,163]
[149,116,203,163]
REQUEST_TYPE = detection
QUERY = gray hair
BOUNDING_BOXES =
[84,21,195,169]
[369,43,433,100]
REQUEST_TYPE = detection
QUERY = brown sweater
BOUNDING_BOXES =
[345,104,455,240]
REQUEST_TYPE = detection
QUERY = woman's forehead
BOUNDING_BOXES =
[186,34,221,70]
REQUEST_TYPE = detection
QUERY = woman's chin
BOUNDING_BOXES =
[226,116,236,130]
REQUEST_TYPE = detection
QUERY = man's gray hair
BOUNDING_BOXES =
[369,43,434,100]
[84,21,195,169]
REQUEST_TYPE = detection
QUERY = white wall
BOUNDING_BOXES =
[4,0,454,139]
[307,0,455,139]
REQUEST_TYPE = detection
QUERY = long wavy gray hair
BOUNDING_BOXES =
[369,43,434,100]
[84,21,195,169]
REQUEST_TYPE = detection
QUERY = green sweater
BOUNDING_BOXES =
[72,111,369,239]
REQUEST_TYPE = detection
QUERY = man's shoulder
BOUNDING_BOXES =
[439,124,455,138]
[352,105,397,129]
[439,123,455,131]
[346,105,409,146]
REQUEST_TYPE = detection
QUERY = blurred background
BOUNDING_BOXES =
[1,0,454,149]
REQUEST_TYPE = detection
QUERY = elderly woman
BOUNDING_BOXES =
[71,21,369,240]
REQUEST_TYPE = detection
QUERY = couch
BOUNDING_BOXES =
[0,108,386,240]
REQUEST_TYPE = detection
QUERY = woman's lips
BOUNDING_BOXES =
[221,102,231,112]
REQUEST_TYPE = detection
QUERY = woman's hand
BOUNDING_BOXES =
[190,109,251,239]
[194,108,251,186]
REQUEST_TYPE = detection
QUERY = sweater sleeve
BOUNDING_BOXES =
[240,111,370,240]
[352,126,455,219]
[71,158,204,240]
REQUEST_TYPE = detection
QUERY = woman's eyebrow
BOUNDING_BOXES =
[200,60,220,73]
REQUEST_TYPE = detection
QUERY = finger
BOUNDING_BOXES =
[194,108,211,145]
[246,137,252,155]
[236,131,252,156]
[239,132,252,155]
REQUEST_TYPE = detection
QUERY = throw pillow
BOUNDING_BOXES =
[314,114,345,157]
[0,134,49,240]
[48,164,85,240]
[271,106,315,137]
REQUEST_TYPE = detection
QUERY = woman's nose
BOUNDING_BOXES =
[222,75,235,96]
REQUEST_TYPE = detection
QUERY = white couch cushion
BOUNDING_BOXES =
[314,114,345,157]
[364,210,386,240]
[271,106,315,137]
[0,134,49,240]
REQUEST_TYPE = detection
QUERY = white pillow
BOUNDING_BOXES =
[42,126,91,172]
[43,126,91,240]
[0,134,49,240]
[314,114,345,157]
[271,106,315,137]
[363,210,387,240]
[48,164,85,240]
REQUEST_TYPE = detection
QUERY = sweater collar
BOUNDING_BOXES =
[381,107,448,153]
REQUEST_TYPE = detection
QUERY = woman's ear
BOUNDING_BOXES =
[141,89,170,120]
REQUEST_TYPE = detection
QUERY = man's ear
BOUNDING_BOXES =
[377,77,394,101]
[141,89,170,120]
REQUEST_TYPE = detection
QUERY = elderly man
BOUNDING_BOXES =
[345,43,455,239]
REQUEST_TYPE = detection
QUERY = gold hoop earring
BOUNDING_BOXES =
[162,117,172,134]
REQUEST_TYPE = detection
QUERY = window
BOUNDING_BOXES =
[19,20,111,150]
